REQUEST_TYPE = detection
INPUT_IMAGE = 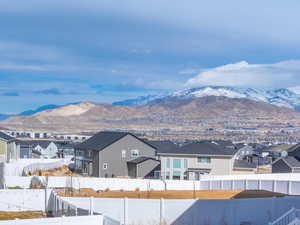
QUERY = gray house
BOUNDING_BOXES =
[272,156,300,173]
[74,131,160,178]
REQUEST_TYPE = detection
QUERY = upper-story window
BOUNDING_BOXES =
[121,150,126,158]
[166,158,170,168]
[197,157,211,163]
[184,159,188,168]
[131,149,139,157]
[173,159,181,168]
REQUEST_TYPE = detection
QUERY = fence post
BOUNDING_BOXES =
[258,179,262,190]
[245,179,248,190]
[90,197,94,215]
[209,180,212,190]
[232,180,235,190]
[44,188,47,212]
[123,197,128,225]
[288,181,292,195]
[273,180,277,193]
[160,198,165,225]
[220,180,224,190]
[61,215,64,225]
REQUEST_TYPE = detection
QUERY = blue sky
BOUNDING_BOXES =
[1,0,300,113]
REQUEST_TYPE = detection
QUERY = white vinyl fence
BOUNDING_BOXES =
[0,215,103,225]
[59,196,300,225]
[0,189,50,212]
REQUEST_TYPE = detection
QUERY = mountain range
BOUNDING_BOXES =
[1,85,300,133]
[114,86,300,110]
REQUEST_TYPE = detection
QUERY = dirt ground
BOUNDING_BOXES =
[28,165,80,177]
[57,189,286,199]
[0,211,45,220]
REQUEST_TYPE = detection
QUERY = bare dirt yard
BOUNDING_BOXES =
[0,211,45,220]
[57,189,286,199]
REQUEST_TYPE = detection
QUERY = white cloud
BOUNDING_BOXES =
[185,60,300,88]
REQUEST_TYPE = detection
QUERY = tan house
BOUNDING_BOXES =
[0,132,16,163]
[156,141,256,180]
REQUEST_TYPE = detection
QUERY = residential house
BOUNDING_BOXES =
[15,140,41,159]
[15,140,58,159]
[74,131,159,178]
[157,140,256,180]
[272,156,300,173]
[55,141,75,159]
[0,132,17,162]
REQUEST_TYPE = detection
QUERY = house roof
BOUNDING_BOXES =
[75,131,155,152]
[147,140,179,153]
[277,156,300,168]
[127,156,158,164]
[287,144,300,153]
[0,132,14,141]
[15,140,52,149]
[158,140,238,157]
[233,160,257,169]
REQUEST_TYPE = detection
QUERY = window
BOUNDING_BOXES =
[131,149,139,157]
[173,159,181,168]
[166,158,170,168]
[103,163,108,170]
[122,150,126,158]
[184,159,188,168]
[172,171,181,180]
[197,157,211,163]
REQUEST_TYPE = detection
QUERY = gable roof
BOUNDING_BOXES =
[158,140,238,157]
[276,156,300,168]
[147,140,179,153]
[75,131,155,152]
[287,144,300,154]
[15,140,52,149]
[0,132,14,141]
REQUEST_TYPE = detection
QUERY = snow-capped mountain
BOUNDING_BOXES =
[113,86,300,110]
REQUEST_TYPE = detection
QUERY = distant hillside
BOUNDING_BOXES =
[1,96,299,133]
[0,102,81,121]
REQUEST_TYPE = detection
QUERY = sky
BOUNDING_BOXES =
[1,0,300,113]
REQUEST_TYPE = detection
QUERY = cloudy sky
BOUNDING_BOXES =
[1,0,300,113]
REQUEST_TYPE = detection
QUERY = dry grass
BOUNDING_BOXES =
[0,211,45,220]
[57,189,286,199]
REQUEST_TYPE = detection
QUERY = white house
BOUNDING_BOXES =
[156,141,257,180]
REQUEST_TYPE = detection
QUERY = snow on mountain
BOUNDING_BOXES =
[113,86,300,110]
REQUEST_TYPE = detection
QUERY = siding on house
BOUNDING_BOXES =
[0,140,7,162]
[136,159,160,178]
[160,155,233,179]
[97,134,156,178]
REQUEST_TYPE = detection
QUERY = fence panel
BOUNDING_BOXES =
[291,181,300,195]
[276,181,289,194]
[234,180,246,190]
[247,180,259,190]
[222,180,233,190]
